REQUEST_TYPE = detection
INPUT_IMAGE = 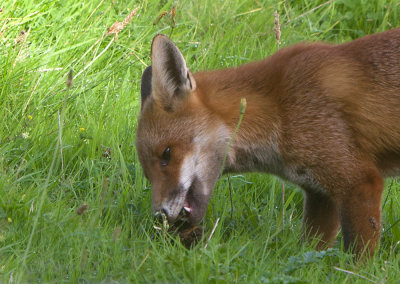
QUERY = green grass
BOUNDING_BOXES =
[1,0,400,282]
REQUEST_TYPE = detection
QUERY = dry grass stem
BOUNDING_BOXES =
[153,11,168,25]
[22,74,42,115]
[235,8,262,17]
[153,6,176,32]
[274,11,281,48]
[66,69,73,88]
[12,27,31,70]
[333,267,378,283]
[127,49,147,67]
[204,217,220,249]
[136,253,149,271]
[15,30,26,45]
[107,7,139,40]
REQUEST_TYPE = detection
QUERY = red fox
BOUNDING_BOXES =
[136,28,400,257]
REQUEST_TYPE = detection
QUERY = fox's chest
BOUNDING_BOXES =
[227,142,320,190]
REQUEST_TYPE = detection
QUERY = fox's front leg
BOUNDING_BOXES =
[303,189,340,249]
[338,167,384,258]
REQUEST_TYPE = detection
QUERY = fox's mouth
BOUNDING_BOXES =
[176,183,196,223]
[183,203,192,214]
[175,178,208,225]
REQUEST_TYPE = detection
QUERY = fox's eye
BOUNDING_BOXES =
[161,147,171,166]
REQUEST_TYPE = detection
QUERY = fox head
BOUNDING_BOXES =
[136,35,230,225]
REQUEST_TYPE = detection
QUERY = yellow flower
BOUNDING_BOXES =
[28,115,33,120]
[7,217,12,223]
[80,127,85,132]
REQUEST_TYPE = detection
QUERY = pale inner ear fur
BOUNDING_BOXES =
[151,34,196,111]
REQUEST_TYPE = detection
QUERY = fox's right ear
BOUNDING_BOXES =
[151,34,196,112]
[140,65,152,111]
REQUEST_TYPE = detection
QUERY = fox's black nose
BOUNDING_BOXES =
[153,208,168,223]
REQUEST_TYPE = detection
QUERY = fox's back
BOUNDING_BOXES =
[263,28,400,174]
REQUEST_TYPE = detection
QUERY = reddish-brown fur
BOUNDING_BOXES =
[136,28,400,258]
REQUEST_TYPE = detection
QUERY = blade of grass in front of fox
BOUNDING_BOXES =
[274,10,286,223]
[219,98,247,220]
[219,97,246,175]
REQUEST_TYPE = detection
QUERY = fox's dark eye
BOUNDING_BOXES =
[161,147,171,166]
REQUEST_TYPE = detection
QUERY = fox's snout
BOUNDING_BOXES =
[149,175,213,225]
[151,187,188,223]
[153,208,171,223]
[153,204,191,224]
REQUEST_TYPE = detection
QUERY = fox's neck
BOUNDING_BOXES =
[193,58,283,174]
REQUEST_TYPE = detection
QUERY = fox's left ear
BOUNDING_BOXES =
[150,34,196,111]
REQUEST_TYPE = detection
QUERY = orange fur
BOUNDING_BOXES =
[137,29,400,257]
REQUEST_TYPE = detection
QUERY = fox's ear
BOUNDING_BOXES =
[151,34,196,111]
[140,65,152,111]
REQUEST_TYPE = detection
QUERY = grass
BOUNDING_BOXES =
[1,0,400,282]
